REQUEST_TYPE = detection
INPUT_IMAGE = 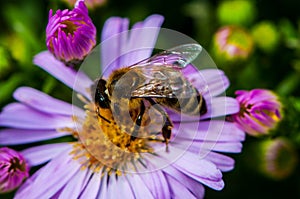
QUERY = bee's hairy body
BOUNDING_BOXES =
[94,66,207,148]
[93,44,207,150]
[107,67,206,115]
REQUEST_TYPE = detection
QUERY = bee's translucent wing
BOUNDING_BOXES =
[114,65,199,99]
[130,44,202,69]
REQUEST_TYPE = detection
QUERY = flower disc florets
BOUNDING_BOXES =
[71,102,156,175]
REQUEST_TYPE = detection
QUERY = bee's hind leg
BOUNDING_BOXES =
[145,98,173,151]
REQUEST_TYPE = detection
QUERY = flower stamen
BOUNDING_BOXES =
[60,20,78,36]
[8,157,27,173]
[70,102,159,175]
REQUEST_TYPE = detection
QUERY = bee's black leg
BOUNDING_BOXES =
[131,101,146,141]
[145,98,173,151]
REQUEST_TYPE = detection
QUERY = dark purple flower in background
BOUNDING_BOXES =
[0,14,244,198]
[232,89,282,136]
[46,0,96,63]
[0,147,29,193]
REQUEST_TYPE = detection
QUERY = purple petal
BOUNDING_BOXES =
[126,174,154,198]
[204,152,235,172]
[235,113,268,135]
[101,15,164,77]
[252,100,281,110]
[171,151,222,181]
[79,172,102,199]
[202,97,239,119]
[139,170,171,199]
[251,111,275,127]
[120,15,164,66]
[166,175,198,199]
[248,89,278,104]
[0,103,75,129]
[235,90,248,98]
[0,129,70,145]
[15,168,43,196]
[59,169,92,198]
[189,141,243,153]
[21,143,71,166]
[173,120,245,142]
[106,175,121,199]
[202,71,229,97]
[106,175,135,199]
[118,177,135,199]
[101,17,129,76]
[184,68,230,97]
[175,139,243,155]
[33,51,93,99]
[15,148,81,199]
[163,166,205,198]
[97,174,108,199]
[13,87,84,116]
[150,147,224,190]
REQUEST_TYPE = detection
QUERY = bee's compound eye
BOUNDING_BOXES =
[95,86,110,109]
[97,79,107,92]
[98,97,109,109]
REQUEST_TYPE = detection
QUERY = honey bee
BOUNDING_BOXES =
[93,44,207,149]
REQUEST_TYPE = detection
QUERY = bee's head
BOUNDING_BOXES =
[107,68,130,98]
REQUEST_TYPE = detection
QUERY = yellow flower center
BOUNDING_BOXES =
[68,102,163,175]
[8,157,27,173]
[61,20,78,36]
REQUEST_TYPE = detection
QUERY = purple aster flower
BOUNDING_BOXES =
[232,89,282,136]
[46,0,96,64]
[0,15,245,198]
[0,147,29,193]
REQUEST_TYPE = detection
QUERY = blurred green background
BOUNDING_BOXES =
[0,0,300,198]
